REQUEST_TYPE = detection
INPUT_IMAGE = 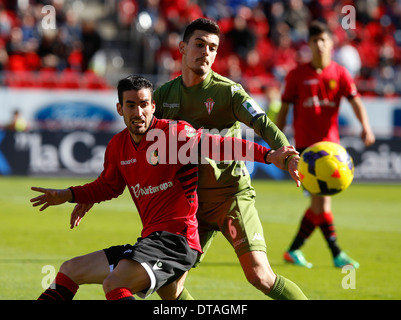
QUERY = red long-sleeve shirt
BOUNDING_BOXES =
[71,117,269,253]
[282,61,358,149]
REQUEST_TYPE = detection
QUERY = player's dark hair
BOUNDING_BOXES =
[183,18,220,43]
[117,75,153,104]
[308,20,332,39]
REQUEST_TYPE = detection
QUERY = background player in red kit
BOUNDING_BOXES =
[276,21,375,269]
[31,75,301,300]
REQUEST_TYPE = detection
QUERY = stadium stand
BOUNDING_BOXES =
[0,0,400,95]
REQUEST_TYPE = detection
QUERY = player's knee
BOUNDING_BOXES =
[102,271,126,294]
[245,269,275,293]
[59,259,78,281]
[157,280,181,300]
[59,257,87,285]
[102,273,114,294]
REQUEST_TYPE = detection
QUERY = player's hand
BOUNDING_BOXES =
[265,145,299,170]
[361,128,375,147]
[287,156,301,187]
[30,187,72,211]
[265,146,301,187]
[70,203,94,229]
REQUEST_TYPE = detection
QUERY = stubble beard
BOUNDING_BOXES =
[191,65,209,76]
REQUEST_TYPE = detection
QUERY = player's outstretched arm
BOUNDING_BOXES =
[349,96,375,147]
[30,187,73,211]
[70,203,94,229]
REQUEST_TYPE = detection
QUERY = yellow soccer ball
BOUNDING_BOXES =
[297,141,354,196]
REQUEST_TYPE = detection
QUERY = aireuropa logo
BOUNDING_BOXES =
[131,181,173,198]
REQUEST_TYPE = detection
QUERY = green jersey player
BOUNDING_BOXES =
[154,70,290,202]
[154,18,307,300]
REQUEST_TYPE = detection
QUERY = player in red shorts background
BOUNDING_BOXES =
[276,21,375,268]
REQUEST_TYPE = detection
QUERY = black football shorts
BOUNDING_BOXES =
[103,231,198,298]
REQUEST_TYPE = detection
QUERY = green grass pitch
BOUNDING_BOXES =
[1,176,400,300]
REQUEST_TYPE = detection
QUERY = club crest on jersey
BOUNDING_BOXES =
[329,79,337,90]
[149,150,159,166]
[204,97,215,115]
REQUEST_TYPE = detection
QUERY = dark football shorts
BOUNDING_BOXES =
[103,231,198,299]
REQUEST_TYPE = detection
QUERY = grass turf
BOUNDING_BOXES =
[1,176,400,300]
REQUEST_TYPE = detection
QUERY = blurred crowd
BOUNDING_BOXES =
[1,0,401,96]
[0,0,108,88]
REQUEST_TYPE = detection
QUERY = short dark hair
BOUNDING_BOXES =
[182,18,220,43]
[308,20,332,39]
[117,75,153,104]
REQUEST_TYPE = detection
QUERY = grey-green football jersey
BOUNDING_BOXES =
[154,70,290,201]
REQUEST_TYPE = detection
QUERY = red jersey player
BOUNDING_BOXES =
[276,21,375,269]
[31,75,299,300]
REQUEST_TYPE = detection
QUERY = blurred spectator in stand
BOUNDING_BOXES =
[354,66,377,96]
[0,40,7,70]
[379,35,400,67]
[5,26,31,86]
[0,0,399,96]
[247,4,274,80]
[20,11,40,43]
[284,0,311,44]
[5,109,28,131]
[66,39,83,71]
[37,29,67,71]
[334,37,362,78]
[375,64,397,97]
[0,4,14,41]
[226,9,256,59]
[242,49,274,94]
[59,9,82,47]
[225,53,242,84]
[266,1,286,38]
[6,26,24,56]
[117,0,138,29]
[271,22,297,82]
[353,28,379,77]
[81,20,102,71]
[156,31,181,78]
[248,4,269,40]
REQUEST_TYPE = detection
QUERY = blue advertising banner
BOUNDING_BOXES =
[0,130,400,182]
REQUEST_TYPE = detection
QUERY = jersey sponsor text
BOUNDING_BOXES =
[131,181,173,198]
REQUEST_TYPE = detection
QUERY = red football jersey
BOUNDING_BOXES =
[281,61,358,149]
[71,117,269,253]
